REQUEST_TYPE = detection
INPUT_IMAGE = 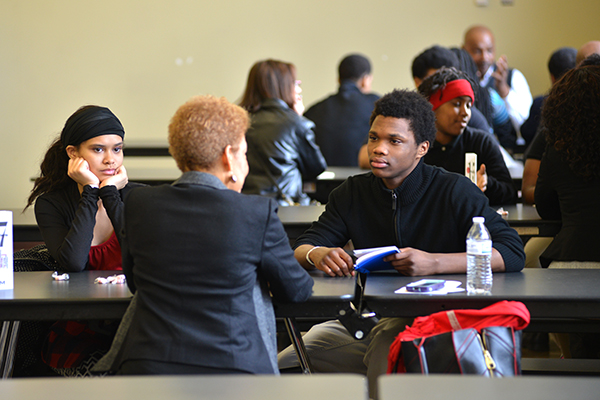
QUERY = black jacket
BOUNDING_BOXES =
[119,172,314,374]
[243,98,327,205]
[295,160,524,272]
[424,126,517,206]
[535,145,600,267]
[304,80,379,166]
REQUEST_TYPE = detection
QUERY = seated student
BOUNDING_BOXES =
[412,45,492,134]
[357,48,495,171]
[240,59,327,206]
[278,89,524,398]
[25,105,143,376]
[451,47,494,129]
[520,49,577,269]
[535,57,600,268]
[520,47,577,147]
[535,57,600,359]
[115,95,313,375]
[304,54,380,166]
[523,46,599,205]
[418,67,517,205]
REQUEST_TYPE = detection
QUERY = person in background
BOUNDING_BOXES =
[278,89,524,399]
[463,25,533,152]
[411,45,492,134]
[535,57,600,359]
[359,47,496,171]
[451,47,494,130]
[26,105,143,376]
[535,57,600,269]
[576,40,600,65]
[116,95,314,375]
[304,54,379,166]
[520,47,577,147]
[240,59,327,206]
[520,48,584,270]
[418,67,517,205]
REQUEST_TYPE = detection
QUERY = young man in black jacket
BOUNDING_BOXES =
[279,89,524,398]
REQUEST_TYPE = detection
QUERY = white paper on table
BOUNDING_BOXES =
[395,280,465,295]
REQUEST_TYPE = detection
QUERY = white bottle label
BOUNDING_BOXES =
[467,240,492,255]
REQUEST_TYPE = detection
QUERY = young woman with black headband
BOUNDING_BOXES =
[25,105,143,376]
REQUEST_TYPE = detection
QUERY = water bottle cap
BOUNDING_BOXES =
[472,216,485,223]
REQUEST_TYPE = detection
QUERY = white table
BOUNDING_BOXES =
[0,373,368,400]
[379,374,600,400]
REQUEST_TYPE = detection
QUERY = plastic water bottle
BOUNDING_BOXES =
[466,216,492,294]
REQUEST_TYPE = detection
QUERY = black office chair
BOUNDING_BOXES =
[3,244,58,377]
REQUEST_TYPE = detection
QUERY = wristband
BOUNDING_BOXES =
[87,184,99,189]
[306,246,321,266]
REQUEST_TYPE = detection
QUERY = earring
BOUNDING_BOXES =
[231,174,238,183]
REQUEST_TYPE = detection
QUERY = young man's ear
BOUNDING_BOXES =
[416,141,430,158]
[65,145,78,159]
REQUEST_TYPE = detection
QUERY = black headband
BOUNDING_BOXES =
[60,106,125,148]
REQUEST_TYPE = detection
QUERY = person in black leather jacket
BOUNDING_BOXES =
[240,59,327,205]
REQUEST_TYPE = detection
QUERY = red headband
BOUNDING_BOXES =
[428,79,475,111]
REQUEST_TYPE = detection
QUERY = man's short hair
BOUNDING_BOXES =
[548,47,578,80]
[369,89,436,145]
[411,45,459,80]
[338,54,372,82]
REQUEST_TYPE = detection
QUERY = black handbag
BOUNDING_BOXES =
[399,326,522,376]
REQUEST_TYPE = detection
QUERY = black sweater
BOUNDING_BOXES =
[35,182,143,272]
[119,172,313,374]
[424,126,517,206]
[294,160,524,272]
[535,146,600,267]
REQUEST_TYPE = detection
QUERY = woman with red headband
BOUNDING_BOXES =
[418,67,517,205]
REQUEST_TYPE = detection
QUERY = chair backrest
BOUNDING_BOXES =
[13,244,58,272]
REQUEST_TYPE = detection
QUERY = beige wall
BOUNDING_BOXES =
[1,0,599,208]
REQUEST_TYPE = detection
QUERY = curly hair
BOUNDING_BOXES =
[169,95,250,172]
[239,59,297,113]
[369,89,436,145]
[542,63,600,180]
[417,66,477,103]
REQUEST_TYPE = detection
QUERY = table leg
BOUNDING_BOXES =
[283,317,313,374]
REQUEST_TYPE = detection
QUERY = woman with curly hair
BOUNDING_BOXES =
[114,95,313,375]
[535,59,600,268]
